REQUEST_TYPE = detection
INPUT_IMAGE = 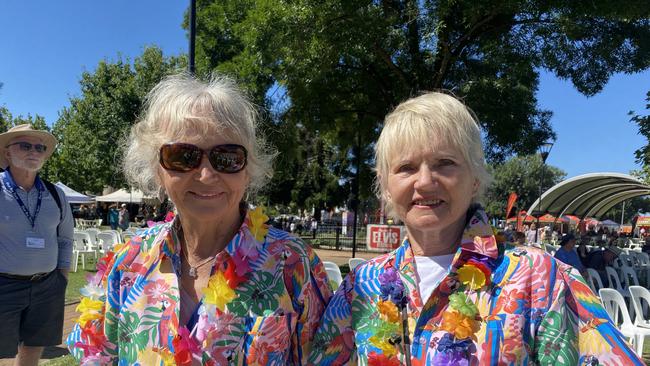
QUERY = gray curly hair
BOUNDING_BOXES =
[123,73,274,198]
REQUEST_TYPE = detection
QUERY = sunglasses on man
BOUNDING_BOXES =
[6,142,48,153]
[159,143,247,173]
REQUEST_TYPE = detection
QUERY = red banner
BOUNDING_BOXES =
[516,210,527,232]
[505,192,518,219]
[366,225,404,251]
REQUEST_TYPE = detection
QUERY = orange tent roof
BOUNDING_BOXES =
[562,215,580,223]
[637,216,650,226]
[537,214,568,223]
[506,212,535,223]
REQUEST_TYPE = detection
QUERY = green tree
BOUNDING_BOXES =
[49,47,186,193]
[0,106,13,133]
[604,196,650,224]
[631,91,650,175]
[190,0,650,208]
[484,155,566,219]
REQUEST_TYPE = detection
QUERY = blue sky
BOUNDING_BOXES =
[1,1,648,180]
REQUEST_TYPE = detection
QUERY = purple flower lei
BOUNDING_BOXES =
[432,334,472,365]
[379,268,407,308]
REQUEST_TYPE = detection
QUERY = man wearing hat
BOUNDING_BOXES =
[585,245,622,288]
[0,124,73,364]
[554,233,587,277]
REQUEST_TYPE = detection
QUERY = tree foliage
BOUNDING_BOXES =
[48,47,186,193]
[632,90,650,170]
[483,155,566,219]
[189,0,650,208]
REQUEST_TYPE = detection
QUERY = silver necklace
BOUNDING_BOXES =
[184,252,217,278]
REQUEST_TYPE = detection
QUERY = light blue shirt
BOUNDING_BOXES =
[0,170,73,275]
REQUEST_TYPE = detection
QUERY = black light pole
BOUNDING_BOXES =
[351,130,361,258]
[534,141,554,243]
[188,0,197,74]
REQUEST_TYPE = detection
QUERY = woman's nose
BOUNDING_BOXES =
[414,165,435,189]
[195,155,220,182]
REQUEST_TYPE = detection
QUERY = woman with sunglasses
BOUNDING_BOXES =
[67,74,332,365]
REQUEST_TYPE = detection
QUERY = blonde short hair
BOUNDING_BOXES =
[123,73,274,197]
[374,92,491,217]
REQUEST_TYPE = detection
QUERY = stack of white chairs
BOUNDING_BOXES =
[634,252,650,285]
[73,231,98,258]
[599,288,650,356]
[620,266,640,310]
[629,286,650,329]
[323,261,343,289]
[85,228,101,247]
[121,230,137,243]
[97,231,120,253]
[586,268,604,294]
[72,233,96,272]
[605,266,632,302]
[619,253,636,268]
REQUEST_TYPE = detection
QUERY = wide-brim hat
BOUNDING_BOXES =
[0,124,57,169]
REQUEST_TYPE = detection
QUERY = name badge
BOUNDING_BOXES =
[26,235,45,249]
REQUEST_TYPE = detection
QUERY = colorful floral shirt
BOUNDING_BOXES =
[67,208,332,365]
[308,207,644,366]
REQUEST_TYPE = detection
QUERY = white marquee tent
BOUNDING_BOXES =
[95,188,153,203]
[54,182,94,204]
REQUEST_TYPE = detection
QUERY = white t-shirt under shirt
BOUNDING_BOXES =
[414,254,456,303]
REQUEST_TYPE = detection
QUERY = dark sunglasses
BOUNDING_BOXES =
[6,142,48,153]
[159,143,247,173]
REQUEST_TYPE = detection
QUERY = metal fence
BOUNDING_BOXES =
[294,223,369,251]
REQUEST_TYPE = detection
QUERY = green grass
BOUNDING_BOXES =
[65,266,97,304]
[42,355,76,365]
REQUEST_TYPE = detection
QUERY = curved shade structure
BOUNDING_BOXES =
[526,173,650,220]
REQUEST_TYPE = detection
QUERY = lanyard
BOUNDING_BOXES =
[2,170,44,228]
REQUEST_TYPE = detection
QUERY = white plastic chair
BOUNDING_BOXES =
[629,286,650,328]
[97,232,120,253]
[586,268,604,293]
[72,235,95,272]
[323,261,340,272]
[634,252,650,285]
[605,266,630,298]
[102,230,122,244]
[348,258,365,272]
[73,232,98,258]
[599,288,650,356]
[620,254,636,267]
[621,266,640,289]
[84,228,101,246]
[611,256,623,270]
[325,267,343,290]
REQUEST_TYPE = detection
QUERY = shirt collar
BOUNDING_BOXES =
[1,168,43,193]
[385,205,498,315]
[389,205,498,268]
[161,209,263,262]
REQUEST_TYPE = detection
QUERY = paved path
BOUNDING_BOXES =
[0,249,384,365]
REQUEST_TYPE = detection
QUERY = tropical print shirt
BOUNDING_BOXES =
[308,206,644,365]
[67,208,332,365]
